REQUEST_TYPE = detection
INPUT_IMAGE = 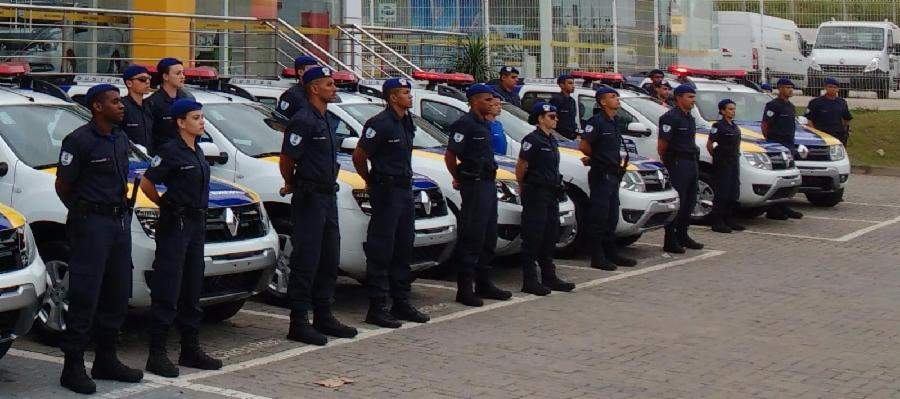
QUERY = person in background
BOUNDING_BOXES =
[652,82,675,108]
[488,92,508,155]
[706,99,746,234]
[273,55,320,127]
[761,78,804,221]
[641,69,665,96]
[805,77,853,145]
[120,65,154,151]
[145,58,194,151]
[491,66,522,108]
[549,73,579,140]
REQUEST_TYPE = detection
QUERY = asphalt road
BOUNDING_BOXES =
[3,174,900,399]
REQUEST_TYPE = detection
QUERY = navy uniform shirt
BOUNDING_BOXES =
[143,138,211,209]
[57,122,130,205]
[146,88,195,151]
[281,106,338,185]
[710,120,742,160]
[120,95,154,151]
[273,84,308,124]
[491,85,521,108]
[762,98,796,147]
[549,92,579,140]
[359,107,415,178]
[658,107,698,155]
[805,96,852,136]
[583,111,623,169]
[446,112,498,180]
[519,129,560,186]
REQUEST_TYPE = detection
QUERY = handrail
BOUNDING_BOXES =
[355,25,468,37]
[0,2,262,22]
[270,19,359,78]
[342,24,424,73]
[333,25,412,81]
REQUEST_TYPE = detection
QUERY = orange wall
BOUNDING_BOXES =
[131,0,196,65]
[251,0,278,18]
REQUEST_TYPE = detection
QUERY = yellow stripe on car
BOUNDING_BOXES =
[261,156,366,190]
[0,203,26,229]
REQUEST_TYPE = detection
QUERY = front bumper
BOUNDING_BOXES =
[0,256,47,342]
[809,68,891,90]
[617,189,681,237]
[796,159,851,194]
[739,167,803,207]
[410,214,457,273]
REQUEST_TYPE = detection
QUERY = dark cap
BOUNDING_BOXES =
[466,83,494,99]
[169,99,203,118]
[382,77,413,92]
[595,86,618,97]
[776,78,794,87]
[302,67,333,85]
[500,66,519,75]
[85,84,120,105]
[156,57,182,72]
[673,84,696,96]
[294,55,318,70]
[122,65,149,80]
[556,73,574,84]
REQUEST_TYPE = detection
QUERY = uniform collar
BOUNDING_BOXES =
[89,120,120,141]
[384,107,409,123]
[174,136,201,154]
[676,107,692,118]
[468,111,490,126]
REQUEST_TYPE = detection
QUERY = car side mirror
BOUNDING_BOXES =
[0,162,7,177]
[264,118,287,133]
[198,141,228,165]
[627,122,652,137]
[340,137,359,154]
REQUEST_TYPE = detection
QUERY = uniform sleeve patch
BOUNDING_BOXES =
[60,151,73,166]
[365,128,376,139]
[280,101,290,110]
[662,124,671,133]
[522,141,532,151]
[453,132,464,143]
[710,127,717,134]
[151,155,162,167]
[290,133,302,146]
[766,110,774,117]
[584,125,594,133]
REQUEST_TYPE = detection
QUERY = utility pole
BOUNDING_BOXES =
[759,0,766,84]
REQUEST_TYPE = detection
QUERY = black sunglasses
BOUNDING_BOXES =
[129,76,150,83]
[545,113,559,120]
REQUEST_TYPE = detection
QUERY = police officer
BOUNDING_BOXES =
[273,55,319,127]
[352,78,430,328]
[652,82,675,108]
[706,99,746,234]
[579,87,637,270]
[642,69,665,96]
[805,77,853,145]
[139,99,223,377]
[658,85,705,253]
[762,78,804,220]
[760,83,773,94]
[146,58,194,151]
[56,84,143,394]
[280,67,358,345]
[517,102,576,295]
[549,73,579,140]
[120,65,154,151]
[444,83,513,307]
[491,66,522,108]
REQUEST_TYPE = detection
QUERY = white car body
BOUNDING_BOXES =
[0,204,45,358]
[809,20,900,97]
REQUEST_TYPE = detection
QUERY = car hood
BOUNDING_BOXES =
[812,49,883,65]
[258,154,438,190]
[730,121,841,147]
[556,139,652,171]
[412,146,519,180]
[0,203,26,230]
[129,161,258,208]
[695,126,793,153]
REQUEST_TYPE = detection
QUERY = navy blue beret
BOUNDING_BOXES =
[556,73,574,84]
[649,69,665,77]
[500,66,519,75]
[595,86,618,97]
[674,84,696,96]
[294,55,318,70]
[531,101,557,116]
[302,67,333,84]
[169,99,203,118]
[760,83,772,90]
[824,77,840,86]
[85,84,119,104]
[776,78,794,87]
[382,77,413,92]
[718,99,735,110]
[466,83,494,98]
[156,57,182,72]
[122,65,149,80]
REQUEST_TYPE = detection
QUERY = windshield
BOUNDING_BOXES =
[692,91,772,122]
[621,97,669,124]
[498,103,537,142]
[203,103,282,157]
[0,104,110,168]
[338,103,447,147]
[815,26,885,51]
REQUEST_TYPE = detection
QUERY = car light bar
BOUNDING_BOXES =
[282,67,358,84]
[411,71,475,84]
[0,63,30,76]
[570,71,624,82]
[184,67,218,79]
[667,65,747,79]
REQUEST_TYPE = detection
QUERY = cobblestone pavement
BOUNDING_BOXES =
[2,174,900,398]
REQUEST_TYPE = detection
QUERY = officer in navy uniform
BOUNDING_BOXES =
[139,99,223,378]
[579,87,638,270]
[516,102,576,295]
[280,67,358,345]
[706,99,746,234]
[641,69,665,96]
[352,78,430,328]
[762,78,804,220]
[491,66,522,108]
[444,83,513,307]
[273,55,319,127]
[56,84,143,394]
[120,65,154,151]
[549,73,579,140]
[658,85,705,253]
[805,77,853,145]
[146,58,195,151]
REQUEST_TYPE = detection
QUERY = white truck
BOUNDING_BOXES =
[809,20,900,98]
[0,203,45,360]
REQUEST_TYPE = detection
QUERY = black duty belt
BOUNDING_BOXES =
[74,200,128,217]
[664,152,699,161]
[161,204,208,218]
[371,173,412,188]
[296,178,339,194]
[458,169,496,182]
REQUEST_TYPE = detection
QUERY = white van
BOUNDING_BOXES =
[714,11,812,89]
[809,20,900,98]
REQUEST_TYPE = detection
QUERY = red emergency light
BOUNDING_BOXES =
[0,63,30,76]
[570,70,624,82]
[282,67,358,84]
[667,65,747,79]
[183,67,218,79]
[411,71,475,84]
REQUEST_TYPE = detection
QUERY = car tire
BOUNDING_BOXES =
[805,189,844,207]
[264,233,291,306]
[615,233,642,248]
[0,341,11,360]
[33,241,70,346]
[693,171,715,223]
[557,189,588,258]
[203,300,246,323]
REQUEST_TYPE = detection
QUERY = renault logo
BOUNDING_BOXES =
[419,191,433,216]
[797,144,810,160]
[224,208,240,237]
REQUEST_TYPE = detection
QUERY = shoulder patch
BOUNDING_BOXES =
[710,127,717,134]
[60,151,73,166]
[662,124,672,133]
[365,128,376,139]
[522,141,532,151]
[290,133,302,146]
[584,125,594,133]
[280,100,290,110]
[151,155,162,167]
[766,110,774,117]
[453,132,464,143]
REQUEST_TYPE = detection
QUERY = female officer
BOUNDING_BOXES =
[139,99,222,378]
[146,57,194,152]
[515,102,576,296]
[706,99,746,233]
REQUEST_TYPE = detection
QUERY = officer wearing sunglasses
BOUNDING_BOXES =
[121,65,154,151]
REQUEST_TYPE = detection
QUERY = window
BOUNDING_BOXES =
[420,100,465,131]
[257,97,278,109]
[521,91,555,113]
[327,112,356,138]
[203,103,282,157]
[0,105,91,168]
[815,26,885,51]
[578,95,597,125]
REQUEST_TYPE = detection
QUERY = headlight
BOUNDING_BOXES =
[743,151,773,170]
[829,144,846,161]
[809,58,822,71]
[15,225,37,268]
[135,207,160,238]
[620,171,646,192]
[352,189,372,215]
[257,203,271,234]
[864,57,880,73]
[496,179,520,204]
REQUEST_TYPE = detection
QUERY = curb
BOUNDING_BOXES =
[851,165,900,177]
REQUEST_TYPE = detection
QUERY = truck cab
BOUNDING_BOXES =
[809,20,900,98]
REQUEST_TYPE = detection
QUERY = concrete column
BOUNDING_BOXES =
[539,0,553,78]
[344,0,364,74]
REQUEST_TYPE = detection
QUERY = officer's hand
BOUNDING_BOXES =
[279,185,293,197]
[580,156,590,166]
[452,179,460,190]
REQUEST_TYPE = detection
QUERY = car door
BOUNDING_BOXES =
[419,99,466,134]
[0,141,15,204]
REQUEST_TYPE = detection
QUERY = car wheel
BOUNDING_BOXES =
[692,171,715,222]
[556,191,587,258]
[805,189,844,207]
[615,233,642,247]
[264,233,291,306]
[34,259,69,346]
[203,300,246,323]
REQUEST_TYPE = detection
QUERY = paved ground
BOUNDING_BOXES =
[3,174,900,398]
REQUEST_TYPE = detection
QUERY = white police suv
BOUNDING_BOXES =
[0,202,45,359]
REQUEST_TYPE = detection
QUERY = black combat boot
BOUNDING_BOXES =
[314,307,358,338]
[680,229,705,250]
[709,212,733,233]
[663,227,685,254]
[724,203,745,231]
[782,205,804,219]
[179,331,223,370]
[766,205,789,220]
[591,245,618,270]
[521,277,551,296]
[286,310,327,346]
[390,300,430,323]
[365,297,402,328]
[91,341,143,382]
[61,351,96,394]
[455,272,483,307]
[604,242,637,267]
[541,267,575,292]
[475,270,512,300]
[145,333,179,378]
